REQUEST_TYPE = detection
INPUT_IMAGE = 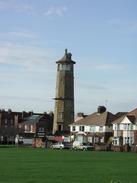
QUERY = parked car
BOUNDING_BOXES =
[73,141,93,150]
[51,142,64,149]
[82,143,93,150]
[63,142,73,149]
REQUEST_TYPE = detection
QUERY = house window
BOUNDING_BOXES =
[117,124,120,130]
[90,126,95,132]
[11,119,14,125]
[18,124,22,129]
[113,137,119,146]
[114,140,117,145]
[124,137,130,144]
[24,125,29,132]
[124,124,130,130]
[58,124,63,131]
[100,137,104,143]
[130,137,133,144]
[72,126,76,132]
[30,125,34,132]
[130,124,133,130]
[127,124,130,130]
[95,137,99,143]
[88,136,93,143]
[79,126,85,132]
[39,127,44,132]
[116,124,120,130]
[5,119,7,124]
[124,124,126,130]
[99,126,103,132]
[114,124,119,130]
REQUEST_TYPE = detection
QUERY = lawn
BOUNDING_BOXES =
[0,148,136,183]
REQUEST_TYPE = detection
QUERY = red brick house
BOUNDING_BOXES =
[113,108,137,147]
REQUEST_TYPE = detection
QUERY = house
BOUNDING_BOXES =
[18,113,53,138]
[112,108,137,147]
[18,112,53,147]
[0,109,30,144]
[0,109,53,145]
[70,106,115,144]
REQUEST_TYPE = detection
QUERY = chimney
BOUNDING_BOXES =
[14,115,19,128]
[97,106,106,114]
[77,112,84,117]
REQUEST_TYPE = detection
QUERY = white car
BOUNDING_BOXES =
[73,141,93,150]
[51,142,64,149]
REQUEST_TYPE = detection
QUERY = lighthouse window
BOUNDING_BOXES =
[59,64,71,71]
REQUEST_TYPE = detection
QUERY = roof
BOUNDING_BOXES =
[56,49,76,64]
[23,115,43,124]
[128,108,137,116]
[71,111,115,126]
[114,112,128,119]
[127,115,136,123]
[112,115,126,124]
[112,108,137,124]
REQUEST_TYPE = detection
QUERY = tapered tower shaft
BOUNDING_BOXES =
[53,49,76,134]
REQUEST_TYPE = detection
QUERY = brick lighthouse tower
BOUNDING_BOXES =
[53,49,76,134]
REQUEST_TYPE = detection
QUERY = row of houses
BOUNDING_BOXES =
[1,106,137,151]
[70,106,137,149]
[0,109,53,144]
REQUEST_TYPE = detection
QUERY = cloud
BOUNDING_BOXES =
[77,60,124,72]
[109,18,121,25]
[0,95,47,102]
[0,40,56,112]
[0,95,53,113]
[128,21,137,32]
[9,31,36,38]
[76,56,126,72]
[76,82,107,91]
[92,63,123,70]
[0,31,36,39]
[0,1,34,14]
[0,41,55,72]
[109,18,137,32]
[44,6,67,17]
[0,1,67,17]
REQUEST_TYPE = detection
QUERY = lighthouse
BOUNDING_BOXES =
[53,49,76,134]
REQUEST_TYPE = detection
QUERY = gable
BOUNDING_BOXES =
[121,116,132,124]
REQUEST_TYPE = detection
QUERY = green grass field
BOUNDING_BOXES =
[0,148,136,183]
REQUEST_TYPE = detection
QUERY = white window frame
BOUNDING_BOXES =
[79,126,85,132]
[99,126,103,132]
[72,126,76,132]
